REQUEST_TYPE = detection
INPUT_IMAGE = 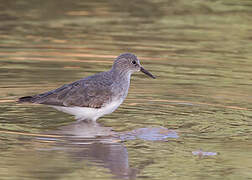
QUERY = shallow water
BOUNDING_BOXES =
[1,0,252,179]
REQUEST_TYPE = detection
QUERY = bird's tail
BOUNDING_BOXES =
[18,96,34,103]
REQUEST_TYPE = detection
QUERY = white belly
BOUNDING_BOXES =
[51,100,123,121]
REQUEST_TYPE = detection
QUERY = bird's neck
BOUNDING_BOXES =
[110,67,132,83]
[110,68,131,101]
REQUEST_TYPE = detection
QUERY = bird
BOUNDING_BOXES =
[18,53,156,121]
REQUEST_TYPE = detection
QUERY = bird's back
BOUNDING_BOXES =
[19,71,116,108]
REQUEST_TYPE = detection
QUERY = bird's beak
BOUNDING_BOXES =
[140,66,156,79]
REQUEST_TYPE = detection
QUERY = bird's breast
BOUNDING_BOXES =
[51,99,123,121]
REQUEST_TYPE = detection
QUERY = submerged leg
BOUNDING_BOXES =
[75,116,95,122]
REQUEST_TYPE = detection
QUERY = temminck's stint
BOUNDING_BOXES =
[19,53,156,121]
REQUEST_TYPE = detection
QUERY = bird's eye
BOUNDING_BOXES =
[132,60,136,64]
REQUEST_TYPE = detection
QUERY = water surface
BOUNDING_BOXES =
[0,0,252,179]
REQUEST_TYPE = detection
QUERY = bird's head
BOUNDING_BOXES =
[112,53,156,79]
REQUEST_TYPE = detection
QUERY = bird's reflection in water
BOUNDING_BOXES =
[50,121,115,138]
[39,121,178,179]
[42,121,138,179]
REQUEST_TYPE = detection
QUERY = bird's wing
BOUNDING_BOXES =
[33,76,113,108]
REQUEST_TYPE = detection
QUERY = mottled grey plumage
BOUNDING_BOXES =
[29,72,114,108]
[19,53,155,121]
